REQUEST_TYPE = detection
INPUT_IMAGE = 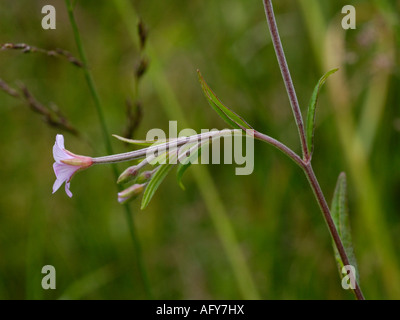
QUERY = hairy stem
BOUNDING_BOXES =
[262,0,364,299]
[253,131,304,168]
[65,0,153,299]
[303,164,365,300]
[257,134,365,299]
[262,0,309,161]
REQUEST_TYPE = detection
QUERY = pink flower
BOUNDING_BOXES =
[52,134,93,197]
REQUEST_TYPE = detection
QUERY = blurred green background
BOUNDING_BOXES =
[0,0,399,299]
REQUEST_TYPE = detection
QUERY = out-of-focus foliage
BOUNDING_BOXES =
[0,0,399,299]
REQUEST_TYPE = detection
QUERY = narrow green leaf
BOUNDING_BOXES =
[141,164,174,209]
[176,140,209,190]
[113,134,168,146]
[305,68,339,156]
[197,70,253,130]
[330,172,360,283]
[141,146,182,209]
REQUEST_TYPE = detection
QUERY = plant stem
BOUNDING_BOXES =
[302,164,365,300]
[65,0,153,299]
[262,0,309,161]
[253,130,304,168]
[299,0,400,299]
[262,0,364,299]
[256,131,365,299]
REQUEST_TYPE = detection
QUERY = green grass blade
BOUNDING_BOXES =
[330,172,360,283]
[65,0,152,298]
[197,70,253,130]
[306,68,338,156]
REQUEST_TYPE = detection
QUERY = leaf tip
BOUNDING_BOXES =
[140,199,148,210]
[197,70,205,86]
[178,181,186,191]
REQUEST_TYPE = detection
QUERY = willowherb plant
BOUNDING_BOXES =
[51,0,364,299]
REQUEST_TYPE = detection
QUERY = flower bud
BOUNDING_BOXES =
[118,183,146,204]
[117,165,139,184]
[135,169,156,184]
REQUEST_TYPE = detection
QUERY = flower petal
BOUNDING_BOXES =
[53,134,73,163]
[53,162,79,182]
[52,177,64,194]
[65,181,73,198]
[56,134,65,149]
[52,162,79,196]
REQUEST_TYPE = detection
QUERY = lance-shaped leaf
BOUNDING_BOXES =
[330,172,360,283]
[305,68,338,156]
[197,70,253,130]
[113,134,168,146]
[176,140,210,190]
[140,148,180,209]
[141,164,174,209]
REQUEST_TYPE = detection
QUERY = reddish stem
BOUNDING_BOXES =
[261,0,365,300]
